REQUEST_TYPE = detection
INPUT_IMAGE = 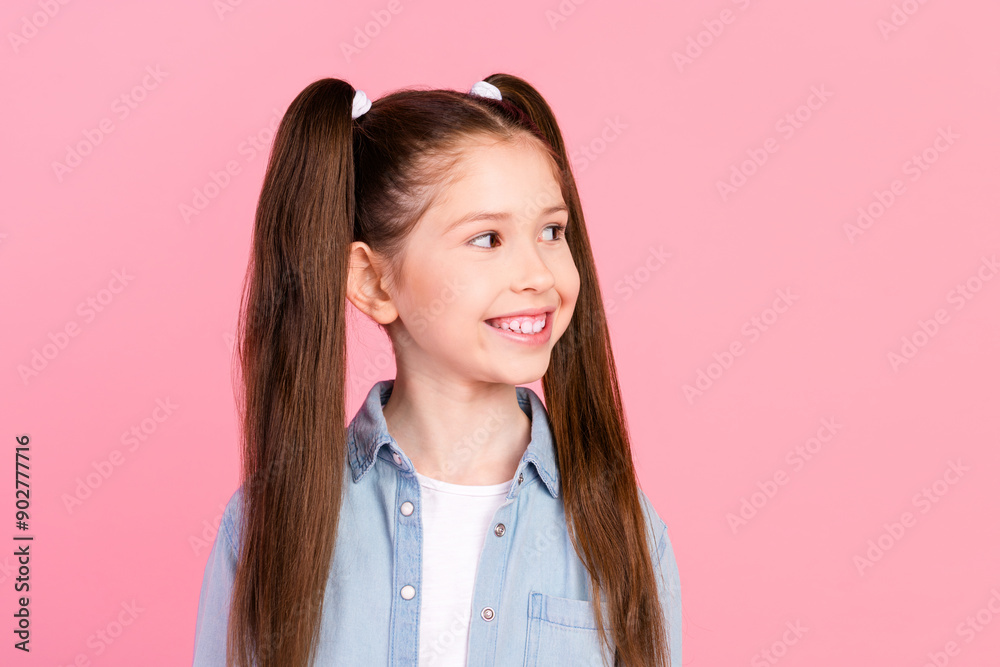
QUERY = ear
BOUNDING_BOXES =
[346,241,399,325]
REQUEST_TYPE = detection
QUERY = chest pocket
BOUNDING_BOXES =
[523,592,615,667]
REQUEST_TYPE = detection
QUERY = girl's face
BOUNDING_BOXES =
[386,137,580,387]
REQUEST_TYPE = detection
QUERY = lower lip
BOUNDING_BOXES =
[483,313,553,347]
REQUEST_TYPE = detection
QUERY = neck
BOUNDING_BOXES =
[381,374,531,485]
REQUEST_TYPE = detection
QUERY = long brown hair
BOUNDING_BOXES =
[229,73,671,667]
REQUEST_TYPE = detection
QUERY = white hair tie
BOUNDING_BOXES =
[352,82,500,120]
[469,80,502,101]
[352,90,371,119]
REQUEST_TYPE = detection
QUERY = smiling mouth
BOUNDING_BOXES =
[484,312,548,334]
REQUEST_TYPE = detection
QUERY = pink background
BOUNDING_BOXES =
[2,0,999,665]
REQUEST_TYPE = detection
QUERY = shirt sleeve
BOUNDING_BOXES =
[636,487,682,665]
[654,523,682,667]
[192,509,238,666]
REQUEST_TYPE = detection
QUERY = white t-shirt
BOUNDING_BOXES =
[415,470,513,666]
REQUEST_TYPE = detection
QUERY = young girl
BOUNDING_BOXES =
[192,73,681,667]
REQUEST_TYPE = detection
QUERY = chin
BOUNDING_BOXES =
[491,359,551,387]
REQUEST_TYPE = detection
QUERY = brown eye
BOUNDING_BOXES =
[469,232,500,249]
[542,224,567,242]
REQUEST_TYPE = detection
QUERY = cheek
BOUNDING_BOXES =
[399,266,472,334]
[558,257,581,310]
[396,269,443,327]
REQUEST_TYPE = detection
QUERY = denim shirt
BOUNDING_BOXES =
[192,379,681,666]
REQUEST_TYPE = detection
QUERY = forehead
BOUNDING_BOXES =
[424,137,565,221]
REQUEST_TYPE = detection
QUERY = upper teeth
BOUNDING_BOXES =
[488,313,546,333]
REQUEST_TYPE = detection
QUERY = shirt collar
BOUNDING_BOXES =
[347,379,560,498]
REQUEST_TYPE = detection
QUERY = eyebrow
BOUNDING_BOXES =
[445,205,569,234]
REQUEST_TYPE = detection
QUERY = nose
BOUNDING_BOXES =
[509,235,556,293]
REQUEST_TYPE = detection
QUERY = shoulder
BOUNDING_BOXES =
[635,486,669,555]
[635,485,681,592]
[217,486,245,554]
[636,484,682,658]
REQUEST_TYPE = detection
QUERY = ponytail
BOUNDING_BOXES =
[228,78,355,667]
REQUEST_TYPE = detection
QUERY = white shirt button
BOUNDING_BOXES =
[400,501,414,516]
[481,606,495,621]
[401,585,416,600]
[493,523,505,537]
[392,451,402,465]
